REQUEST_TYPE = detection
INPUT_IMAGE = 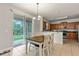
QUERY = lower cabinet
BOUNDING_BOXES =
[67,32,77,40]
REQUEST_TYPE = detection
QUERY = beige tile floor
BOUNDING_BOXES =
[12,44,38,56]
[52,40,79,56]
[12,45,27,56]
[12,40,79,56]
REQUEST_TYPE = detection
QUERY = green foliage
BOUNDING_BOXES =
[13,20,23,41]
[13,20,23,35]
[13,19,32,41]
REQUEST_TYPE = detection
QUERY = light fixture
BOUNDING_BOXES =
[33,3,41,20]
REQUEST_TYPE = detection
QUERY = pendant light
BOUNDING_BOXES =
[36,3,41,20]
[33,3,41,20]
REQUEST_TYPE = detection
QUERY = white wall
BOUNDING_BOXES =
[0,4,13,50]
[32,17,43,35]
[10,5,33,18]
[0,4,33,52]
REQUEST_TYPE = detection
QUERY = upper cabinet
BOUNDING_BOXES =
[43,21,46,30]
[58,22,67,29]
[75,22,79,29]
[50,24,59,30]
[50,22,79,30]
[66,22,76,29]
[43,18,50,31]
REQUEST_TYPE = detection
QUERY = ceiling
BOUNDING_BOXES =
[10,3,79,21]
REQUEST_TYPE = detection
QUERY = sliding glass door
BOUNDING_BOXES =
[26,20,32,38]
[13,15,25,47]
[13,14,32,47]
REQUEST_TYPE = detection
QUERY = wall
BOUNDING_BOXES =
[0,4,33,52]
[10,5,33,18]
[0,4,13,51]
[32,17,43,35]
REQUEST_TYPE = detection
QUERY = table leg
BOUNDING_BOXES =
[39,44,42,56]
[27,42,30,56]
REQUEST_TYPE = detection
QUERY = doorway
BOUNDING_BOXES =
[13,15,25,47]
[13,14,32,47]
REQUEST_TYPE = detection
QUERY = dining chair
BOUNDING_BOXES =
[34,34,52,56]
[42,35,50,56]
[49,33,54,55]
[27,35,44,56]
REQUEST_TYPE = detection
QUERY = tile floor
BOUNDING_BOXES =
[12,40,79,56]
[12,45,26,56]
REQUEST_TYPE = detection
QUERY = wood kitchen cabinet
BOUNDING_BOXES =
[50,24,57,30]
[48,23,50,30]
[67,32,77,40]
[49,21,79,41]
[43,20,50,31]
[43,21,46,30]
[58,23,64,29]
[50,22,67,30]
[58,22,67,29]
[66,22,76,29]
[50,22,78,30]
[60,22,67,29]
[75,22,79,29]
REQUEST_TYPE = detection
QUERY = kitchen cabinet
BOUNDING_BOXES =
[66,22,76,29]
[50,24,57,30]
[75,22,79,29]
[50,22,78,40]
[43,21,46,30]
[67,32,77,40]
[43,20,50,31]
[50,22,78,30]
[48,23,50,30]
[58,22,67,29]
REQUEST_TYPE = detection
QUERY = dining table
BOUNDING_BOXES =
[26,35,44,56]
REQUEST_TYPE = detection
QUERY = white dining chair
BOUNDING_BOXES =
[42,35,50,56]
[49,33,54,55]
[27,35,44,56]
[35,34,53,56]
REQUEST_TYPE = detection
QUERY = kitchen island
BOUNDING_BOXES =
[32,31,63,45]
[43,31,63,45]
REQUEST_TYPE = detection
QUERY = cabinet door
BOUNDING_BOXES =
[67,23,76,29]
[48,23,50,30]
[59,23,64,29]
[50,24,56,30]
[43,21,46,30]
[76,22,79,29]
[67,32,77,40]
